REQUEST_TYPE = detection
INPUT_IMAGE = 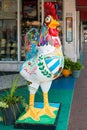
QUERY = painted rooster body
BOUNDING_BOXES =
[20,2,64,121]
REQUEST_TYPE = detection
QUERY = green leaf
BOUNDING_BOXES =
[38,62,43,66]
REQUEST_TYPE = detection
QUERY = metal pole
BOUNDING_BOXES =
[17,0,21,61]
[41,0,44,25]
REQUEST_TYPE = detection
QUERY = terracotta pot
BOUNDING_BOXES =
[62,69,71,77]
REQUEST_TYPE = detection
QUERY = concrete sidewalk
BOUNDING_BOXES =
[68,43,87,130]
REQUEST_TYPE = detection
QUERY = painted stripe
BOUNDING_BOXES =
[45,59,53,64]
[47,59,59,68]
[52,66,59,74]
[49,60,60,72]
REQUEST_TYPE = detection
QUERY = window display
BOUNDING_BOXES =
[0,20,17,61]
[22,0,38,21]
[21,0,40,61]
[0,0,17,61]
[0,0,63,62]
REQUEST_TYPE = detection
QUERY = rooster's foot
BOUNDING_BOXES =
[38,105,58,118]
[19,107,41,121]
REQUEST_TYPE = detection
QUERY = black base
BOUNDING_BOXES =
[14,123,56,130]
[14,102,60,130]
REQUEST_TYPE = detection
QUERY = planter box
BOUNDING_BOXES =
[1,102,20,125]
[72,70,81,78]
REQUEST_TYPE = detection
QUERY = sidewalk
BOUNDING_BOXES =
[1,44,86,130]
[0,75,76,130]
[68,43,87,130]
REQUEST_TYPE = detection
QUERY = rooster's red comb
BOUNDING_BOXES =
[44,2,58,20]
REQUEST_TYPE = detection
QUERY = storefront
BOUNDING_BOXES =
[0,0,63,71]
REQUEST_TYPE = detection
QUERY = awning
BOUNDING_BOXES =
[76,0,87,21]
[80,12,87,21]
[76,0,87,6]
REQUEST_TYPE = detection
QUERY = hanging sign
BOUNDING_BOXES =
[66,17,73,43]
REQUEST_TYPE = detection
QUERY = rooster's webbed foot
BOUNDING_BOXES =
[19,107,41,121]
[38,105,58,118]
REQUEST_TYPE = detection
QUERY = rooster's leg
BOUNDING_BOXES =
[19,94,41,121]
[38,92,58,118]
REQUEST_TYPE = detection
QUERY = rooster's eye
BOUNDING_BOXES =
[45,16,51,23]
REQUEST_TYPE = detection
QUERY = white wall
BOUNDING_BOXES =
[63,0,77,61]
[81,22,84,50]
[76,11,80,59]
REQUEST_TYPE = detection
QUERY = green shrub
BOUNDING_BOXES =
[64,57,73,70]
[71,61,84,70]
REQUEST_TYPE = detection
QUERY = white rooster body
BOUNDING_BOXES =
[19,5,64,121]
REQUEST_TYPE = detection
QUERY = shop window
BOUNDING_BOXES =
[21,0,63,61]
[21,0,40,61]
[0,0,63,62]
[22,0,38,21]
[0,0,17,61]
[0,0,63,71]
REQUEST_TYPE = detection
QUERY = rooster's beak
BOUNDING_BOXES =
[49,19,60,28]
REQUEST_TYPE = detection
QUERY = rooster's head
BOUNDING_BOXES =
[44,15,60,29]
[44,2,60,29]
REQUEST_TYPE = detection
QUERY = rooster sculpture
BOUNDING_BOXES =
[19,2,64,121]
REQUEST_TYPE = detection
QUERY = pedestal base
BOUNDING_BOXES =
[14,102,60,130]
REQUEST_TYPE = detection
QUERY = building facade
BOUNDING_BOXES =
[0,0,83,72]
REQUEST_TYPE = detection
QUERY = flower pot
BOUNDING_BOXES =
[1,102,20,125]
[62,69,71,77]
[72,70,81,78]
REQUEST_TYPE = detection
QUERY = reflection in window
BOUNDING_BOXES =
[0,20,17,61]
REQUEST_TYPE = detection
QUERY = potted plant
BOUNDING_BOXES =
[71,61,84,78]
[62,57,73,77]
[0,76,26,125]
